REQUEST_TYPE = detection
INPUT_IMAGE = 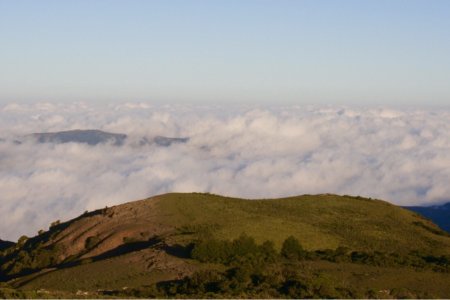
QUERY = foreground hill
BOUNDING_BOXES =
[1,193,450,298]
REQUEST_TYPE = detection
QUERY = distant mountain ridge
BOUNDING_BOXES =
[31,129,127,146]
[2,129,189,147]
[404,202,450,233]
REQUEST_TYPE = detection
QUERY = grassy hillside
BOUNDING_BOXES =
[155,193,450,254]
[1,193,450,298]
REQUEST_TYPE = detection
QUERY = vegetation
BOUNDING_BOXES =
[190,235,450,271]
[106,235,450,299]
[85,235,101,250]
[281,236,306,260]
[157,193,450,255]
[191,233,276,264]
[1,192,450,298]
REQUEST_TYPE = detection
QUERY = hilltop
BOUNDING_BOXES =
[1,193,450,298]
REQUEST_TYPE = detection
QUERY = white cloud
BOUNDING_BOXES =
[0,102,449,241]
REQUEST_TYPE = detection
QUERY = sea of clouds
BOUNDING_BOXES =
[1,102,449,241]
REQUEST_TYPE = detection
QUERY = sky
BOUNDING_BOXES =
[1,0,450,106]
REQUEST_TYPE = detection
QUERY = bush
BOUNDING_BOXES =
[191,234,278,264]
[85,236,100,250]
[281,236,305,260]
[49,220,60,229]
[260,240,277,262]
[230,234,258,257]
[17,235,28,246]
[191,239,231,263]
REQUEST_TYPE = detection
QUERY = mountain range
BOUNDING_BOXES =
[1,129,189,147]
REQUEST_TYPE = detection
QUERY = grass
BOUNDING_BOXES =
[301,260,450,298]
[9,260,450,298]
[16,249,222,294]
[3,192,450,297]
[154,193,450,254]
[14,251,169,292]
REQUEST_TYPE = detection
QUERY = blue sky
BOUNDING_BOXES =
[1,0,450,106]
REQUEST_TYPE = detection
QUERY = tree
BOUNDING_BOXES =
[281,236,304,260]
[231,234,257,258]
[17,235,29,246]
[259,240,277,261]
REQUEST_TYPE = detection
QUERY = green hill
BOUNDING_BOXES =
[155,193,450,253]
[1,193,450,298]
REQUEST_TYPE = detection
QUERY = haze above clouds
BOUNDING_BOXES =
[1,102,449,240]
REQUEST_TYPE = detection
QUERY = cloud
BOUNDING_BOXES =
[1,102,450,240]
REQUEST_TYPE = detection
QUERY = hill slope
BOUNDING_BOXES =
[1,193,450,298]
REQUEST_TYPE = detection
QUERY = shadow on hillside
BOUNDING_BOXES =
[161,243,194,259]
[60,236,195,266]
[9,236,165,287]
[6,235,195,286]
[91,236,162,262]
[87,238,193,261]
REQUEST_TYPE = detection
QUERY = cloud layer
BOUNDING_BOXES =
[1,102,450,240]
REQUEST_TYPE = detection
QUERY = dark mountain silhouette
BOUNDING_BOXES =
[31,130,127,146]
[138,135,189,147]
[153,136,189,146]
[404,202,450,232]
[1,130,189,147]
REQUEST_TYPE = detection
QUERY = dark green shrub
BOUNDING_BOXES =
[191,238,231,263]
[17,235,28,246]
[230,234,258,258]
[281,236,305,260]
[191,234,277,265]
[49,220,60,229]
[85,236,100,250]
[259,240,277,261]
